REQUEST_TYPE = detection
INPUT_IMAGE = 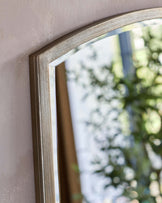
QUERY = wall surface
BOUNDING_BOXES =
[0,1,162,202]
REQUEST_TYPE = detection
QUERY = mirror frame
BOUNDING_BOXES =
[29,8,162,203]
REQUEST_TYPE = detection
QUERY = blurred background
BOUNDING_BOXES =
[50,19,162,203]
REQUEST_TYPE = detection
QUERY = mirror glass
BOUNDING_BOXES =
[49,19,162,203]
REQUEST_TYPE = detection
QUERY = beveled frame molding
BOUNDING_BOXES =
[29,8,162,203]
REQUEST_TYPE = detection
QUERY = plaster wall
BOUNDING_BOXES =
[0,1,162,202]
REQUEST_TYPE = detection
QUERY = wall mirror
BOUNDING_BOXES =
[29,8,162,203]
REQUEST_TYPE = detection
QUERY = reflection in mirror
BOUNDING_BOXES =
[49,19,162,203]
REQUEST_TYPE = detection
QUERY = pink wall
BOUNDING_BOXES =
[0,1,161,202]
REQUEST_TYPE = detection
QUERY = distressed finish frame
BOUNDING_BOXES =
[29,8,162,203]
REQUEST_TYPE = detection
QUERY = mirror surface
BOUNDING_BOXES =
[49,19,162,203]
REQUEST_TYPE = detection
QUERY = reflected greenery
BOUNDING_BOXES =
[67,24,162,202]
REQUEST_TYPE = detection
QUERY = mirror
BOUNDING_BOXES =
[49,19,162,203]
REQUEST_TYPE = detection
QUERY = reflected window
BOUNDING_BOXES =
[49,19,162,203]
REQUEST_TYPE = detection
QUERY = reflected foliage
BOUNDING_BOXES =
[68,25,162,202]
